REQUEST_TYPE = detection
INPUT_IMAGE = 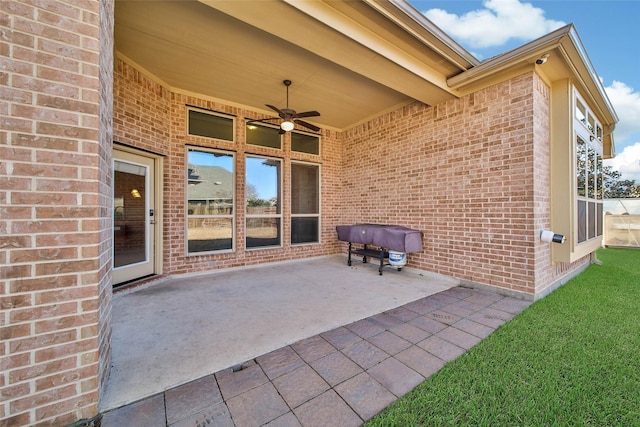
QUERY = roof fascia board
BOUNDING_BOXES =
[563,26,618,124]
[279,0,457,96]
[364,0,480,70]
[448,24,617,127]
[447,25,572,88]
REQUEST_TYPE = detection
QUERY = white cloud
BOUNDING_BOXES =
[605,142,640,182]
[425,0,566,49]
[604,81,640,144]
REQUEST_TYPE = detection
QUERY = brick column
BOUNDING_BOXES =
[0,0,113,425]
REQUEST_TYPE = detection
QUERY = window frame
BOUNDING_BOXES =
[245,154,283,250]
[185,147,236,255]
[290,160,321,245]
[246,121,282,150]
[574,91,604,247]
[549,83,604,263]
[291,129,321,156]
[187,106,235,142]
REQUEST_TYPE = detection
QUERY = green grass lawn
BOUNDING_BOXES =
[367,248,640,426]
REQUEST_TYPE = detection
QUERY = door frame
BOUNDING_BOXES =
[113,144,164,285]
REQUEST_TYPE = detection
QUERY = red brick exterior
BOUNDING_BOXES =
[1,3,592,425]
[340,72,589,297]
[113,59,342,276]
[113,59,589,296]
[1,0,112,425]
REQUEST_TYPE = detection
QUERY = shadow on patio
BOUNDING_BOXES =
[100,255,459,411]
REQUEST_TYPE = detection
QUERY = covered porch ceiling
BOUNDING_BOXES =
[114,0,477,131]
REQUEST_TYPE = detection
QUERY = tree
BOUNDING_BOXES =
[245,183,259,201]
[602,166,640,198]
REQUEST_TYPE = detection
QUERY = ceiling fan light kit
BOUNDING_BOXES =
[247,80,321,133]
[280,121,295,131]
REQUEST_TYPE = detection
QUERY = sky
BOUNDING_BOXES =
[407,0,640,182]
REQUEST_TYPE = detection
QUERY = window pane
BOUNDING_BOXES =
[596,155,603,200]
[588,202,596,239]
[188,110,234,141]
[246,218,280,248]
[291,163,319,214]
[587,114,595,134]
[246,156,281,248]
[113,162,147,268]
[587,145,596,199]
[246,123,281,149]
[291,132,320,155]
[576,136,586,197]
[576,99,586,126]
[187,149,234,253]
[597,202,603,237]
[187,218,233,252]
[292,217,319,244]
[246,156,281,214]
[577,200,587,243]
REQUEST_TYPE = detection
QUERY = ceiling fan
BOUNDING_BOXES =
[247,80,321,133]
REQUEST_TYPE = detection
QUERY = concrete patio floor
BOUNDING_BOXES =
[100,255,460,411]
[100,255,533,426]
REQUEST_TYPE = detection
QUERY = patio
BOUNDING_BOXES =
[101,255,459,410]
[99,255,532,425]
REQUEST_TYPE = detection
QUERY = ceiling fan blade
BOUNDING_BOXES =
[246,117,279,126]
[294,119,320,132]
[265,104,284,116]
[294,110,320,119]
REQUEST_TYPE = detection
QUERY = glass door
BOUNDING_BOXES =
[113,150,156,285]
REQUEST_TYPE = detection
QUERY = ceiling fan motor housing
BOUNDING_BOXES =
[246,79,321,132]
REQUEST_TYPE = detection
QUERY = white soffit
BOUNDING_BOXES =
[115,0,471,131]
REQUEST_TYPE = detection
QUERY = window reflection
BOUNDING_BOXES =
[576,136,586,197]
[187,149,234,253]
[246,156,281,248]
[113,161,147,267]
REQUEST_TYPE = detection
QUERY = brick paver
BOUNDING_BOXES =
[100,287,531,426]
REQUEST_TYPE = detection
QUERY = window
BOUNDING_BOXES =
[291,162,320,244]
[246,155,281,248]
[574,92,603,246]
[551,83,610,263]
[188,108,234,141]
[246,123,281,149]
[291,131,320,155]
[186,148,234,253]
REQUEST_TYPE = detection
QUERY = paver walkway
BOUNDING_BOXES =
[100,286,531,426]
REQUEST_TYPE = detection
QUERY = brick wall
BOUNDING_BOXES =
[530,74,590,297]
[0,0,110,425]
[113,58,342,277]
[340,72,569,297]
[97,0,114,401]
[114,59,584,298]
